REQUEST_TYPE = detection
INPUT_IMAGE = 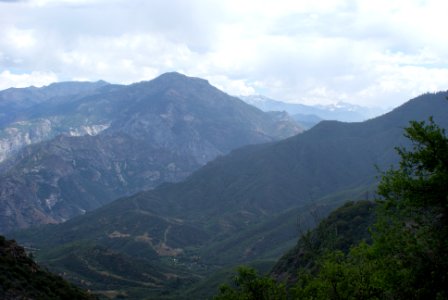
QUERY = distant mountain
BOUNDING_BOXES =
[291,113,323,130]
[0,80,110,121]
[0,80,112,162]
[240,95,386,124]
[0,73,302,233]
[13,92,448,298]
[0,235,96,299]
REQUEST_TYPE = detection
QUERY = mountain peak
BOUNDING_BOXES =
[157,71,205,80]
[135,72,210,88]
[157,71,189,79]
[0,73,302,233]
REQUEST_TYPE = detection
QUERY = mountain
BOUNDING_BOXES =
[12,92,448,298]
[240,95,386,124]
[291,113,323,130]
[0,235,96,299]
[0,80,110,126]
[0,73,302,233]
[0,80,111,162]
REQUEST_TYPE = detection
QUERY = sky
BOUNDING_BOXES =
[1,0,447,109]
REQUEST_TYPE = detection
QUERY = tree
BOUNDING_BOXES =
[213,266,287,300]
[373,117,448,299]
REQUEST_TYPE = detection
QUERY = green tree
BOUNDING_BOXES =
[213,266,287,300]
[373,117,448,299]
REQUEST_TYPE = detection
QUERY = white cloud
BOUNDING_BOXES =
[0,0,447,109]
[5,27,36,49]
[0,70,58,90]
[207,75,255,96]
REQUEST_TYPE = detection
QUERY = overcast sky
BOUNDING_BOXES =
[1,0,447,108]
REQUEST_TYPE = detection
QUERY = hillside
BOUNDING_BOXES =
[271,201,376,283]
[12,91,448,298]
[0,235,96,300]
[211,201,376,299]
[0,80,111,162]
[234,118,448,299]
[0,73,301,233]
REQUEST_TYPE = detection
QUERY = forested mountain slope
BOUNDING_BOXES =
[0,235,96,300]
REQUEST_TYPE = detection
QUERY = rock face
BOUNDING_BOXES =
[0,72,302,233]
[0,119,110,162]
[0,80,110,163]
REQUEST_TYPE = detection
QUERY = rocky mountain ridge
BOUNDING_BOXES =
[0,72,302,233]
[0,80,111,163]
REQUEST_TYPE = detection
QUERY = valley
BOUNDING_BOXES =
[6,82,447,298]
[2,1,447,298]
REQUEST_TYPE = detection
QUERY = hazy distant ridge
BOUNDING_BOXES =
[240,95,386,124]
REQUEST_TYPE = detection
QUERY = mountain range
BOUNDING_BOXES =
[0,80,110,163]
[0,73,301,233]
[12,90,448,299]
[240,95,386,127]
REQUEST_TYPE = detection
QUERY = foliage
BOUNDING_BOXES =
[213,266,287,300]
[373,117,448,298]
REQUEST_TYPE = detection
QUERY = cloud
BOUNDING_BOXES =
[0,70,58,90]
[0,0,447,108]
